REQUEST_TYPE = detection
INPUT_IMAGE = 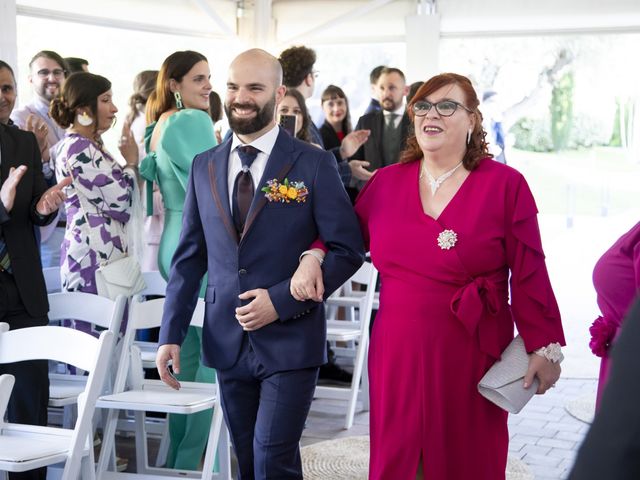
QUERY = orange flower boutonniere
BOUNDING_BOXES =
[261,178,309,203]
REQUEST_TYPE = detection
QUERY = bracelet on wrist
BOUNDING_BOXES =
[534,342,563,363]
[299,250,324,266]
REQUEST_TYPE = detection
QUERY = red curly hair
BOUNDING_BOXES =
[400,72,492,170]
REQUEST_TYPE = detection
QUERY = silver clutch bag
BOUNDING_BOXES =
[477,335,538,414]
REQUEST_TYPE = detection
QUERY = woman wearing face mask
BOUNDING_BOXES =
[51,72,139,316]
[140,50,217,471]
[276,88,313,143]
[319,85,352,150]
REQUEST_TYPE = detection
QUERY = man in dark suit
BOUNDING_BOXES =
[156,49,364,479]
[569,296,640,480]
[0,123,69,480]
[352,67,411,188]
[363,65,386,115]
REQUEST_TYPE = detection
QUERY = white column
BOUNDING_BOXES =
[0,0,18,70]
[404,12,440,83]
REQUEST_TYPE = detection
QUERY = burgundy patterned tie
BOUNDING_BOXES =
[232,145,260,235]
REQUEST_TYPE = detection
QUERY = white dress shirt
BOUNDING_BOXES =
[227,125,280,208]
[383,104,406,129]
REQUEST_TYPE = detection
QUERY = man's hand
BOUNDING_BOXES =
[0,166,28,212]
[339,129,370,159]
[236,288,278,331]
[156,344,181,390]
[349,160,374,181]
[291,253,324,302]
[523,353,561,394]
[36,176,72,216]
[26,115,50,161]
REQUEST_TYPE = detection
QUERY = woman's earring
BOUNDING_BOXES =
[466,128,472,145]
[77,111,93,126]
[174,91,183,109]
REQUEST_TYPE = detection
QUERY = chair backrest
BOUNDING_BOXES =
[0,322,114,477]
[42,266,62,293]
[112,296,206,394]
[0,374,15,425]
[48,292,127,334]
[141,271,168,297]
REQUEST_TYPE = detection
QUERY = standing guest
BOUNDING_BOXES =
[319,85,352,150]
[569,297,640,480]
[363,65,386,115]
[277,88,312,143]
[407,81,424,104]
[482,90,507,164]
[0,61,18,126]
[11,51,70,267]
[293,73,565,479]
[64,57,89,74]
[156,48,364,480]
[123,70,161,271]
[588,221,640,408]
[278,45,371,188]
[141,50,216,471]
[0,120,69,480]
[51,72,139,324]
[209,90,226,144]
[351,67,411,189]
[319,85,359,203]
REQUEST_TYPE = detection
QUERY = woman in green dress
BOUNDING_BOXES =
[140,50,217,471]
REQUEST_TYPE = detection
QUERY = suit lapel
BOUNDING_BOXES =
[240,130,297,245]
[207,140,239,244]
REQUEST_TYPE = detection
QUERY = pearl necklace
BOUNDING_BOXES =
[420,159,463,196]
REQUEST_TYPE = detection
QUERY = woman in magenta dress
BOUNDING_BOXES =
[589,222,640,407]
[292,73,565,479]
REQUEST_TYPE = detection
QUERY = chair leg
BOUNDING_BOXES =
[362,348,370,412]
[96,408,119,476]
[134,410,150,474]
[201,399,224,480]
[154,418,170,467]
[215,425,232,480]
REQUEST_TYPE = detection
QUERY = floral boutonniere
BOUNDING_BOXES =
[261,178,309,203]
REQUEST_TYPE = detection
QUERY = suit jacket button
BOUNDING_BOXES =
[238,268,247,276]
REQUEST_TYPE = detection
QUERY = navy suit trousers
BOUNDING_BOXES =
[217,337,318,480]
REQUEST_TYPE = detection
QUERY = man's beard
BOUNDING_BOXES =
[381,97,398,112]
[225,97,275,135]
[38,82,59,102]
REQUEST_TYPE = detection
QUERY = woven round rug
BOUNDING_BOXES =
[565,392,596,424]
[301,436,532,480]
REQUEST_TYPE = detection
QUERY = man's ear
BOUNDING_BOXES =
[402,85,410,97]
[275,85,287,104]
[304,73,313,87]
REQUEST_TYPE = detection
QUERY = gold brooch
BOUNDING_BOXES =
[261,178,308,203]
[437,229,457,250]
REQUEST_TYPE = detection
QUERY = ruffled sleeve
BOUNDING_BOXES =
[160,109,216,192]
[505,173,566,352]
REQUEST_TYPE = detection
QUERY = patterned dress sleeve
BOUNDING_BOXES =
[63,139,134,224]
[160,109,217,192]
[504,172,566,352]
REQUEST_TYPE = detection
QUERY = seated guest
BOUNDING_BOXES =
[0,117,69,480]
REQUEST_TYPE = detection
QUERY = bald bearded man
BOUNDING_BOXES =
[156,49,364,479]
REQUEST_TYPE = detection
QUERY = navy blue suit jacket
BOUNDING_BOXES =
[159,128,365,373]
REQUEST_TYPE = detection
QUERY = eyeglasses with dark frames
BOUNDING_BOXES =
[412,99,473,117]
[36,69,65,78]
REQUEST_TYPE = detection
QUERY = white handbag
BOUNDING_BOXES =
[477,335,538,414]
[65,158,146,300]
[94,255,146,301]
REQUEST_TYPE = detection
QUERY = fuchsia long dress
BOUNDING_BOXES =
[590,221,640,408]
[354,158,565,480]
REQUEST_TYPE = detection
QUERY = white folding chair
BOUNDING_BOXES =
[314,262,379,429]
[135,271,168,370]
[96,296,231,480]
[47,293,126,428]
[0,322,114,480]
[43,266,62,293]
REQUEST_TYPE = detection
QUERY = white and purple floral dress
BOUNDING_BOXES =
[55,134,135,308]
